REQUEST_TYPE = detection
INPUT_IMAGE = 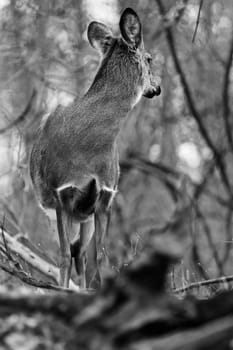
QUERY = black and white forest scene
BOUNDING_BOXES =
[0,0,233,349]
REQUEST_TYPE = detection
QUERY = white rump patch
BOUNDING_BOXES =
[102,185,118,208]
[56,177,100,194]
[102,185,117,194]
[56,182,77,193]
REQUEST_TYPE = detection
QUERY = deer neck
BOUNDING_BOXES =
[83,81,134,135]
[85,45,139,119]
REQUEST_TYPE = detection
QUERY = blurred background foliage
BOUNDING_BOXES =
[0,0,233,294]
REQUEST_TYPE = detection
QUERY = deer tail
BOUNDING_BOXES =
[57,178,99,221]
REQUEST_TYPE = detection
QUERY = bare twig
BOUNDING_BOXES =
[120,156,182,201]
[0,90,36,135]
[222,208,233,265]
[222,30,233,150]
[121,156,181,179]
[189,204,211,282]
[0,259,74,293]
[192,0,204,43]
[191,243,211,281]
[156,0,232,196]
[1,217,9,258]
[174,274,233,293]
[195,207,225,276]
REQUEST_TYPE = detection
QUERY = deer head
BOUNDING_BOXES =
[87,8,161,107]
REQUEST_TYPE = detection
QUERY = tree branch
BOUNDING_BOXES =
[222,30,233,150]
[156,0,232,195]
[0,89,36,135]
[192,0,204,43]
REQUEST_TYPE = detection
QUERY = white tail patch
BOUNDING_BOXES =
[57,177,100,194]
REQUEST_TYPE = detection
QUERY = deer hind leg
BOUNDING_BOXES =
[94,210,111,285]
[72,212,110,290]
[56,206,72,288]
[94,186,116,284]
[72,216,95,289]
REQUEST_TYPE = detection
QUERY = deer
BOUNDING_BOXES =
[30,8,161,289]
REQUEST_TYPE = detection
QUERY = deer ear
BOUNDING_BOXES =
[119,8,142,48]
[87,22,114,55]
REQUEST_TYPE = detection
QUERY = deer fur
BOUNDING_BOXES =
[30,8,161,288]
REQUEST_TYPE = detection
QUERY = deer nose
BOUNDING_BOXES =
[143,85,161,98]
[154,85,161,96]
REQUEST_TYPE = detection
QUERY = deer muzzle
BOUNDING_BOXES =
[143,85,161,98]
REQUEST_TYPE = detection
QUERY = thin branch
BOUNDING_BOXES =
[222,30,233,150]
[193,159,216,200]
[192,0,204,43]
[195,207,225,276]
[201,189,232,210]
[222,208,233,265]
[174,274,233,294]
[0,90,36,135]
[189,204,211,282]
[156,0,232,196]
[121,156,181,179]
[191,243,211,281]
[120,156,182,201]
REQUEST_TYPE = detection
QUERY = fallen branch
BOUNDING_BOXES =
[0,228,59,283]
[1,245,233,349]
[0,228,80,292]
[0,204,233,348]
[0,260,73,293]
